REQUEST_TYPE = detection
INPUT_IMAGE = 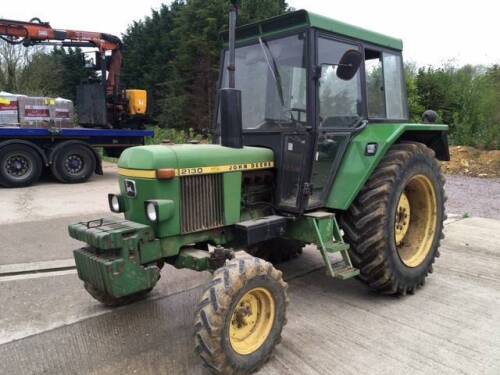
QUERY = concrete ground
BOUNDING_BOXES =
[444,175,500,220]
[0,166,499,375]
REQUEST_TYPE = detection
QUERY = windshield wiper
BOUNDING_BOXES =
[258,37,286,108]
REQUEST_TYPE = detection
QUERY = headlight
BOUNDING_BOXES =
[144,200,175,224]
[146,202,158,222]
[108,194,124,213]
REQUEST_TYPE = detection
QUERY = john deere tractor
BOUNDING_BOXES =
[69,4,448,374]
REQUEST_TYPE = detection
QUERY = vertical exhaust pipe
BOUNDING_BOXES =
[220,0,243,149]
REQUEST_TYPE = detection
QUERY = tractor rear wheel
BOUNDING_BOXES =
[340,142,446,295]
[195,252,288,374]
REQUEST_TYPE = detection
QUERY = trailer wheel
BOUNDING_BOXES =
[0,144,43,188]
[340,142,446,295]
[195,252,288,374]
[51,144,96,183]
[84,282,152,307]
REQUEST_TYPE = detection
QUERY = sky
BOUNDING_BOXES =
[2,0,499,67]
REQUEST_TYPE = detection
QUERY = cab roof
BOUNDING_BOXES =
[227,9,403,51]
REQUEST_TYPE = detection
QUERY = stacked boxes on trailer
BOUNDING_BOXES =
[0,92,74,128]
[53,98,74,128]
[0,92,20,126]
[18,96,51,127]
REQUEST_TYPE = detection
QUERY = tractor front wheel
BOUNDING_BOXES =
[340,142,446,295]
[195,252,288,374]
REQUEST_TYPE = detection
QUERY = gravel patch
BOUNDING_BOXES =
[445,175,500,219]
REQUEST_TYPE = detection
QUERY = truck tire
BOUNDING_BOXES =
[195,252,288,374]
[0,144,43,188]
[340,142,446,295]
[51,144,96,183]
[250,238,304,264]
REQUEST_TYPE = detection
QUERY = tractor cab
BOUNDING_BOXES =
[217,10,409,213]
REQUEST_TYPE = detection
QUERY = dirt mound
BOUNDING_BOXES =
[442,146,500,177]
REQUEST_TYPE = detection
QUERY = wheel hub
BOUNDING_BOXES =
[64,154,84,175]
[5,155,30,177]
[229,287,275,355]
[395,192,411,246]
[395,175,438,268]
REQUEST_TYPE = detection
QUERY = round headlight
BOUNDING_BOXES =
[146,202,158,222]
[110,195,121,212]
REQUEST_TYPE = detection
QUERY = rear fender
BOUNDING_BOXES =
[326,123,449,211]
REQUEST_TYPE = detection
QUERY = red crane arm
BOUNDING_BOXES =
[0,18,123,95]
[0,18,121,51]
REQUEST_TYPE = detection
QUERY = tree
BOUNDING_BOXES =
[165,0,289,130]
[404,62,424,122]
[0,41,35,92]
[17,52,63,96]
[122,2,183,120]
[0,42,91,100]
[49,48,91,101]
[121,0,289,131]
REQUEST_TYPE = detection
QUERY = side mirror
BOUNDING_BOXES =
[422,110,438,124]
[336,49,362,81]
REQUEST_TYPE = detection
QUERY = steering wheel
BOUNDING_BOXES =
[280,107,308,129]
[287,107,307,122]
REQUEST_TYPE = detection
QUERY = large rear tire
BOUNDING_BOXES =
[195,252,288,374]
[340,142,446,295]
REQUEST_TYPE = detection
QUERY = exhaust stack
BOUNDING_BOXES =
[220,0,243,149]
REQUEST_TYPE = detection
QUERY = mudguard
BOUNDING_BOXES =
[327,123,448,210]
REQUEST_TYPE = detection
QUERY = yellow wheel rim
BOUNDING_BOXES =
[395,192,411,246]
[229,287,275,355]
[395,175,438,268]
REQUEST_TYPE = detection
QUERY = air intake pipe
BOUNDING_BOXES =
[220,0,243,149]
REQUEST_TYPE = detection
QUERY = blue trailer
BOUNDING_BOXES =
[0,127,153,187]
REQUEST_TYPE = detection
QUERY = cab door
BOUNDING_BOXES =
[307,35,364,209]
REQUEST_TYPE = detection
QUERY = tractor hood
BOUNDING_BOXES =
[118,144,274,172]
[114,144,275,240]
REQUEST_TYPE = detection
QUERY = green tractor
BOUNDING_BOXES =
[69,4,448,374]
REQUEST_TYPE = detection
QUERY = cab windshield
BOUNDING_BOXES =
[219,33,307,130]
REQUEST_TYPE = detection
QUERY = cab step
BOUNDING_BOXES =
[308,212,360,280]
[324,241,350,253]
[331,261,360,280]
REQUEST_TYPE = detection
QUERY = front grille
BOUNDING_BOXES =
[181,174,224,233]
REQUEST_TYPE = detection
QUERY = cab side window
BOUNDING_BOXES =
[365,48,407,120]
[365,50,385,118]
